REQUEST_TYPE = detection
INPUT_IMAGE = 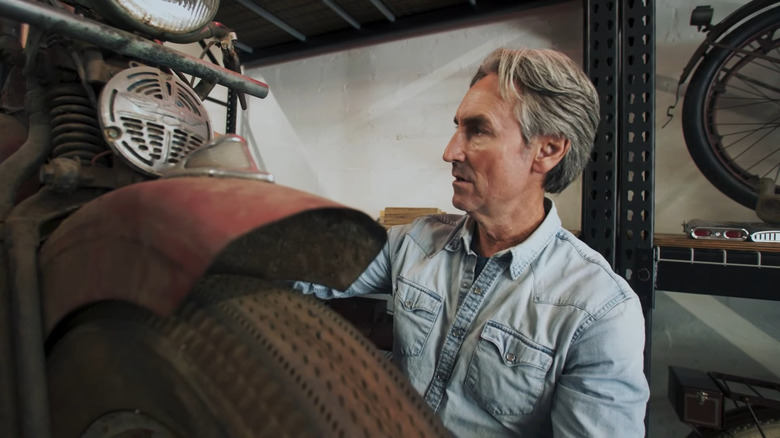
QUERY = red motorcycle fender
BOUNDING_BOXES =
[39,177,386,333]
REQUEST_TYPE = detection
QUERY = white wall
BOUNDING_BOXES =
[242,2,585,228]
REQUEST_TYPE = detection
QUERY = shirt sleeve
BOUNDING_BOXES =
[551,295,650,437]
[292,225,401,300]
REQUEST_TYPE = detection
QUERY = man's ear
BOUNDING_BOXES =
[532,135,570,174]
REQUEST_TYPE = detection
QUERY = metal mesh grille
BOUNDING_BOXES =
[99,66,211,175]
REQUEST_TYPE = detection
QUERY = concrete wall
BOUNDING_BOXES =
[237,1,780,436]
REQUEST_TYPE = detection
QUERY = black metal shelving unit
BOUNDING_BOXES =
[582,0,656,378]
[655,239,780,299]
[582,3,780,437]
[582,0,780,302]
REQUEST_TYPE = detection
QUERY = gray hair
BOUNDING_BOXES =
[470,48,600,193]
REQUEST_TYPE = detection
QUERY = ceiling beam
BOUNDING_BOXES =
[241,0,566,68]
[232,0,306,41]
[322,0,361,29]
[367,0,396,22]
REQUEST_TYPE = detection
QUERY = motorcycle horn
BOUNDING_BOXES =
[97,65,212,176]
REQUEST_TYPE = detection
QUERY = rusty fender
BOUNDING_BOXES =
[39,177,387,334]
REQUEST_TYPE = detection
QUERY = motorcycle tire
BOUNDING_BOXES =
[681,6,780,209]
[46,275,450,438]
[687,407,780,437]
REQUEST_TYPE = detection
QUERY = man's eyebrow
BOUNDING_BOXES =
[454,115,492,128]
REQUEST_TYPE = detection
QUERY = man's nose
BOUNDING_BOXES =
[443,132,464,163]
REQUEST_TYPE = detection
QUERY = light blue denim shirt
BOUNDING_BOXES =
[295,199,650,437]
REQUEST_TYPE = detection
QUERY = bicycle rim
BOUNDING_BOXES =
[683,8,780,208]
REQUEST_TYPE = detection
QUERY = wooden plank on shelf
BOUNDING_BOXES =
[378,207,445,228]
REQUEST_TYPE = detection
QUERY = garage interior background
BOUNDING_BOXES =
[195,0,779,436]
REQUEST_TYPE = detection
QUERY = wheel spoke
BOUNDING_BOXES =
[715,41,780,72]
[734,72,780,97]
[759,161,780,182]
[717,81,778,103]
[728,123,779,172]
[719,124,780,137]
[748,150,780,179]
[721,114,780,160]
[716,99,779,111]
[728,73,780,108]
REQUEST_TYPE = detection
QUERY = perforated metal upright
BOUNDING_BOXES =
[581,0,656,406]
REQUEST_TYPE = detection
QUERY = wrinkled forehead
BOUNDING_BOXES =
[455,74,517,124]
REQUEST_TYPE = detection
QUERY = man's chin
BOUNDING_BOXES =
[451,197,470,213]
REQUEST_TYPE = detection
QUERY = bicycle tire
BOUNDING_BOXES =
[46,276,450,438]
[682,6,780,209]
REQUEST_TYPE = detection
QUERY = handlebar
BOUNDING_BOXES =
[0,0,270,99]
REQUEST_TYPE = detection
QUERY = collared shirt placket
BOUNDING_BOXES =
[423,256,505,412]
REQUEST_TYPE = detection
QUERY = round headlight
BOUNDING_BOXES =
[86,0,220,37]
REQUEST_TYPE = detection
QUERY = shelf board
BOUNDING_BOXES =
[653,233,780,300]
[654,233,780,253]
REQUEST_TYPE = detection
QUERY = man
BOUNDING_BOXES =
[296,47,649,437]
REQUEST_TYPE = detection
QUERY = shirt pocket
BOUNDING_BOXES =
[465,321,553,416]
[393,276,442,357]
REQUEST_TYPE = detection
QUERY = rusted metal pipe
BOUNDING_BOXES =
[0,246,20,437]
[0,78,49,221]
[3,188,100,438]
[0,0,269,99]
[4,213,51,438]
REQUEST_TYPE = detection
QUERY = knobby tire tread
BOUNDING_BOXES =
[47,275,450,438]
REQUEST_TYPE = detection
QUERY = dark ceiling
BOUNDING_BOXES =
[215,0,564,68]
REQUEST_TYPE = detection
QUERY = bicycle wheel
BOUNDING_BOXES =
[46,276,450,438]
[682,7,780,209]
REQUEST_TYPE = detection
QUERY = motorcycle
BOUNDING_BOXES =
[0,0,449,437]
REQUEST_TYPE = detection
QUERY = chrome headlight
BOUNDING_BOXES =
[83,0,220,37]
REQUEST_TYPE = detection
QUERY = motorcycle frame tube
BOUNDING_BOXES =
[0,78,50,221]
[0,248,20,438]
[0,0,269,99]
[3,189,103,438]
[39,177,386,335]
[5,216,51,438]
[0,79,54,438]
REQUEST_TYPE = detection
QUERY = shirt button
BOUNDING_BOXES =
[473,287,482,295]
[461,281,469,288]
[436,372,447,381]
[452,328,463,338]
[505,353,516,363]
[404,300,412,308]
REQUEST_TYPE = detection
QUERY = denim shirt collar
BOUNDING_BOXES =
[442,198,561,280]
